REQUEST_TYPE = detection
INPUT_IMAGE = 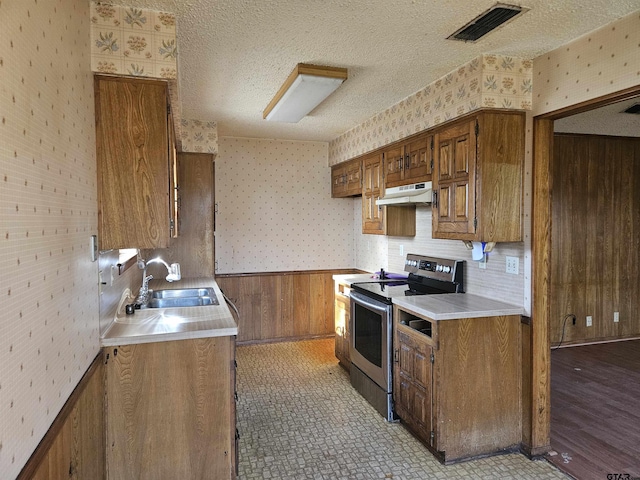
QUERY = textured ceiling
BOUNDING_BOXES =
[111,0,640,141]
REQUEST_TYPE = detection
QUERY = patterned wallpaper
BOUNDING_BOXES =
[181,119,219,154]
[533,10,640,116]
[90,2,177,79]
[329,54,533,165]
[216,138,354,273]
[0,1,99,477]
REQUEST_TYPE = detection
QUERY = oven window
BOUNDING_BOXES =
[353,303,383,368]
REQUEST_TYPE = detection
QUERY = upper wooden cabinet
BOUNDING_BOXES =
[383,133,433,188]
[95,75,177,250]
[362,153,416,236]
[432,111,524,242]
[331,157,362,198]
[362,153,385,234]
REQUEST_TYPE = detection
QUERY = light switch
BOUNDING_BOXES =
[90,235,98,262]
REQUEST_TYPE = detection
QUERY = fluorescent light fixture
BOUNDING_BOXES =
[263,63,348,123]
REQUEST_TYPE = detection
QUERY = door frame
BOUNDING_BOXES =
[529,84,640,453]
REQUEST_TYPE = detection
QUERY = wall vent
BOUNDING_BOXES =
[448,3,526,42]
[623,103,640,114]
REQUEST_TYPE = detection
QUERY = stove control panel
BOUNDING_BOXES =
[404,254,462,284]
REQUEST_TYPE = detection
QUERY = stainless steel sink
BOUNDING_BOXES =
[151,288,215,299]
[147,296,217,308]
[141,287,219,308]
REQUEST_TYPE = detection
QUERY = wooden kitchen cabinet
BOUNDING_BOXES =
[362,153,416,236]
[394,307,522,463]
[394,325,434,447]
[331,157,362,197]
[432,111,524,242]
[105,337,237,479]
[334,282,351,370]
[383,133,433,188]
[95,75,178,250]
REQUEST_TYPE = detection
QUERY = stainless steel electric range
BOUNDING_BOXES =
[349,254,464,421]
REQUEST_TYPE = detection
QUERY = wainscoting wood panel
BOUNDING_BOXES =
[19,355,105,480]
[551,134,640,345]
[217,270,358,343]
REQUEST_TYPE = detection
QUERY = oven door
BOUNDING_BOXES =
[349,290,392,392]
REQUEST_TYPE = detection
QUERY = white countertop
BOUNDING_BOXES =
[393,293,524,321]
[332,273,379,285]
[101,277,237,346]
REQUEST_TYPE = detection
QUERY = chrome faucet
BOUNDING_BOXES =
[135,257,181,305]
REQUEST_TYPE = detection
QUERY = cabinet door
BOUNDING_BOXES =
[105,338,234,480]
[394,330,415,417]
[383,144,404,187]
[332,159,361,197]
[405,135,432,183]
[362,154,385,234]
[95,76,171,250]
[344,158,362,196]
[394,327,434,446]
[432,120,477,238]
[412,342,433,440]
[331,163,346,197]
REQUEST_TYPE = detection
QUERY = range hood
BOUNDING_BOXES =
[376,181,432,206]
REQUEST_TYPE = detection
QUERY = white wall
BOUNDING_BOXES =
[0,1,99,477]
[216,137,355,273]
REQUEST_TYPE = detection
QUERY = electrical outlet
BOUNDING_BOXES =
[614,311,619,323]
[506,256,519,274]
[399,244,404,256]
[586,315,593,327]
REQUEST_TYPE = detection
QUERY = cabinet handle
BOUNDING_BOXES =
[394,349,399,363]
[432,191,438,208]
[405,154,410,170]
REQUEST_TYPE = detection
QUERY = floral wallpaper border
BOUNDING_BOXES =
[181,120,219,154]
[90,2,177,79]
[329,54,532,165]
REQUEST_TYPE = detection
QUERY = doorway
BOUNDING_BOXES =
[531,88,640,477]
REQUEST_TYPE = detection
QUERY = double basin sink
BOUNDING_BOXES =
[140,287,220,309]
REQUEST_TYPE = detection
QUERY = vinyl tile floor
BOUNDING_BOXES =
[236,338,569,480]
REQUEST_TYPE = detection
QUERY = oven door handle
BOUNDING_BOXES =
[350,290,390,315]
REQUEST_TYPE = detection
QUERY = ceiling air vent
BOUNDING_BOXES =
[448,3,525,42]
[623,103,640,114]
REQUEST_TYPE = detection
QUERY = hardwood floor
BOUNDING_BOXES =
[548,340,640,479]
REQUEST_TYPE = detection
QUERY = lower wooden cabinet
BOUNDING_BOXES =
[334,282,351,370]
[394,326,434,447]
[105,337,237,479]
[394,307,522,463]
